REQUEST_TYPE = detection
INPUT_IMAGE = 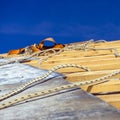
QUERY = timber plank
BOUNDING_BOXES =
[66,70,120,82]
[27,62,120,73]
[81,79,120,94]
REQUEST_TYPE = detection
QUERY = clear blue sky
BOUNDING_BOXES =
[0,0,120,53]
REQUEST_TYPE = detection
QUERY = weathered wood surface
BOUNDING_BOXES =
[0,63,64,94]
[0,71,120,119]
[1,85,120,120]
[0,63,120,120]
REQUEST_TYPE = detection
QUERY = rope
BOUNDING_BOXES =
[37,48,65,66]
[0,47,64,66]
[0,64,90,101]
[0,67,120,109]
[0,39,119,63]
[65,40,120,57]
[1,39,119,67]
[0,40,120,109]
[86,47,120,57]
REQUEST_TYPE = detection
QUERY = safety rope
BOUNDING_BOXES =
[64,40,120,57]
[0,47,66,67]
[0,39,119,60]
[0,39,120,110]
[1,39,120,67]
[0,65,120,109]
[0,64,90,101]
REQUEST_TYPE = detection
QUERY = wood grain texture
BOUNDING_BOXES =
[23,40,120,109]
[0,40,120,111]
[0,77,120,120]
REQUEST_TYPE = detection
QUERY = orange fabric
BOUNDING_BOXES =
[53,44,65,49]
[8,48,25,55]
[7,38,64,55]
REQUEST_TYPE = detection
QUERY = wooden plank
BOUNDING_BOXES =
[66,70,120,82]
[25,57,119,73]
[46,54,116,61]
[40,58,120,65]
[81,79,120,93]
[43,58,119,67]
[44,56,120,62]
[26,61,120,73]
[55,50,117,57]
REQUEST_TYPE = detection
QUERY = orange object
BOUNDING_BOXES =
[53,44,65,49]
[38,37,65,50]
[8,48,25,55]
[7,37,65,55]
[38,37,56,50]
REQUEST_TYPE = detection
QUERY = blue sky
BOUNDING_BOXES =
[0,0,120,53]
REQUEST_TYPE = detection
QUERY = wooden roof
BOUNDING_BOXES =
[0,76,120,120]
[24,40,120,110]
[0,40,120,119]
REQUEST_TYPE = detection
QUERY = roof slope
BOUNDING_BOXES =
[24,40,120,109]
[0,63,120,120]
[0,40,120,119]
